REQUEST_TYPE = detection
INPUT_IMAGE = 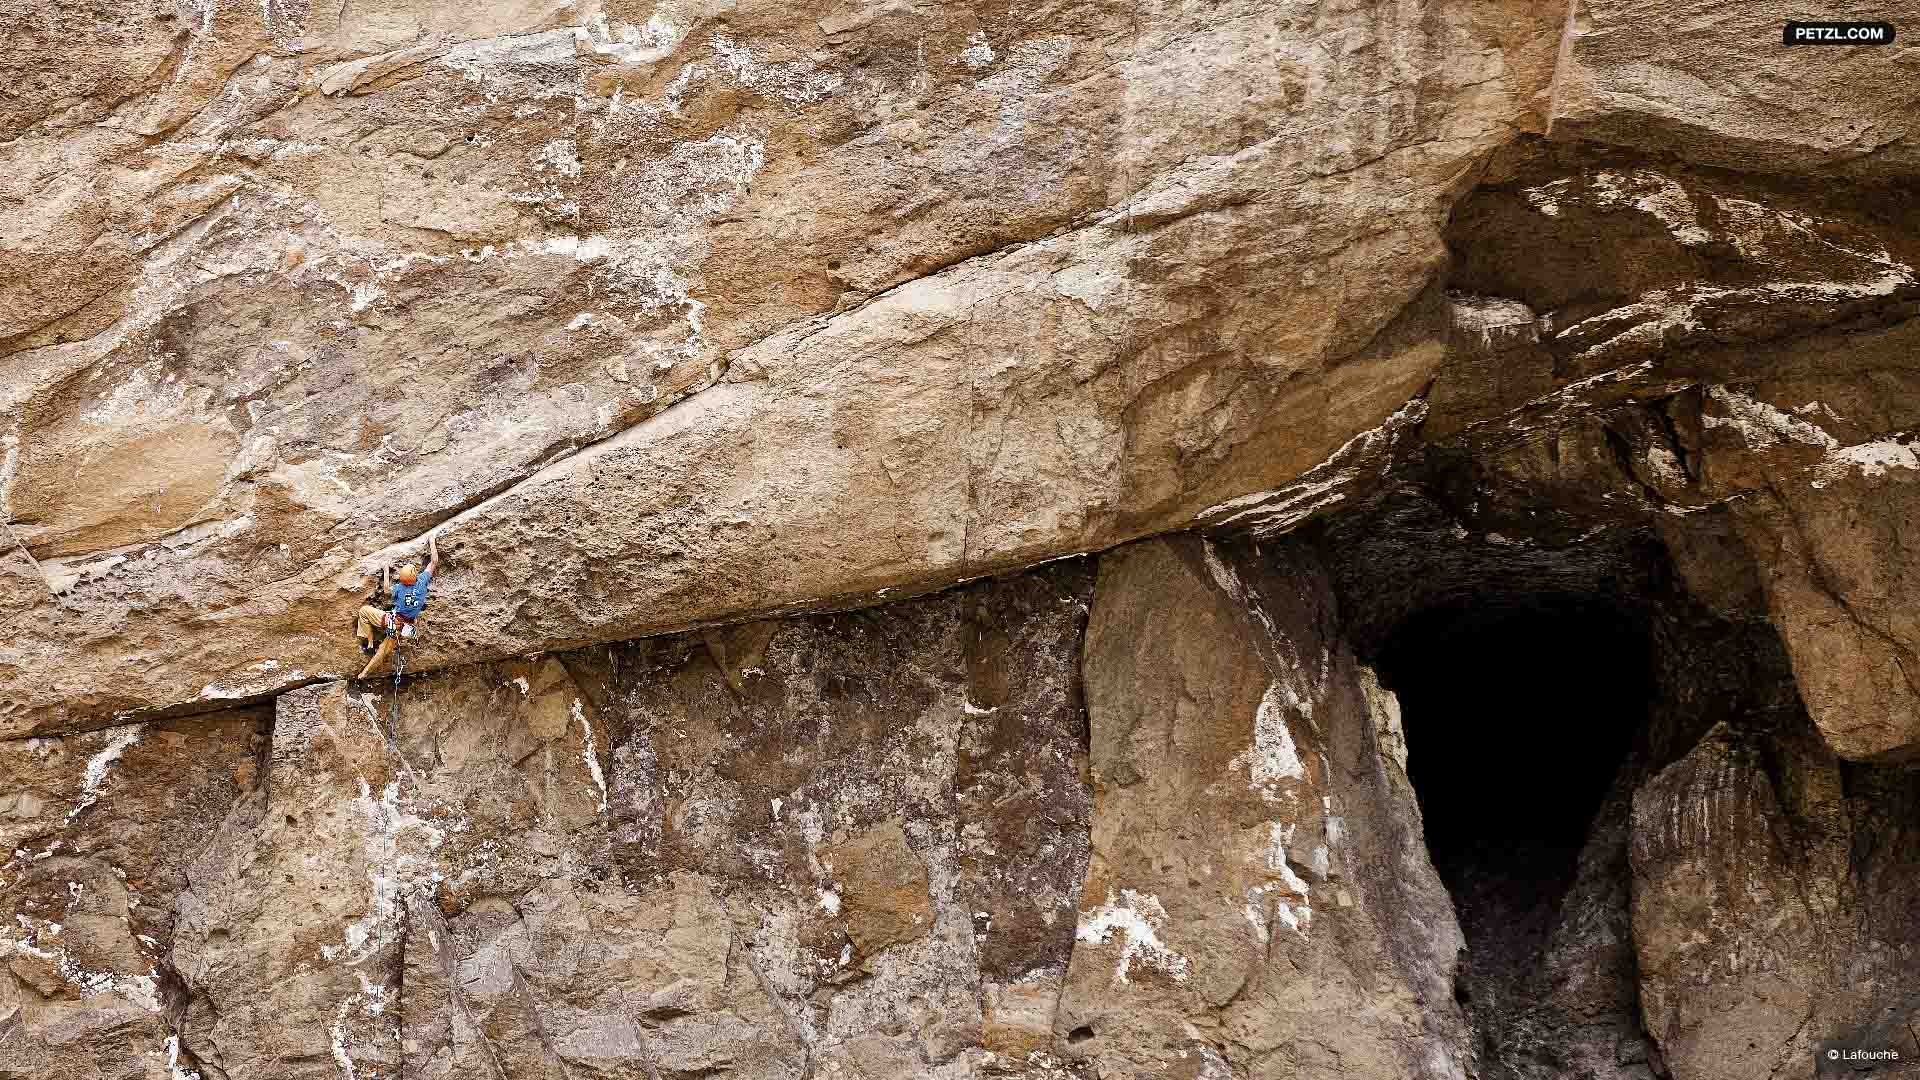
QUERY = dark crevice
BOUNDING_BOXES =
[1381,595,1646,870]
[1377,594,1651,1080]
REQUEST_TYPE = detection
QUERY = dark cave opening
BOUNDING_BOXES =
[1375,592,1652,1068]
[1380,594,1648,884]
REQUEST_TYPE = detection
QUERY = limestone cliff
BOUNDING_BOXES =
[5,0,1920,1077]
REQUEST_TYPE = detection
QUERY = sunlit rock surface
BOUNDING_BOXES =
[6,1,1920,1077]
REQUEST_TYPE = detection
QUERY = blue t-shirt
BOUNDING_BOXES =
[392,571,432,619]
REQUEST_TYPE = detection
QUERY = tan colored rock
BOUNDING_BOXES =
[982,979,1060,1057]
[1722,478,1920,762]
[1058,535,1471,1079]
[1433,139,1920,761]
[0,0,1563,735]
[0,562,1093,1078]
[402,873,802,1080]
[1547,0,1920,177]
[11,0,1920,1075]
[173,684,415,1079]
[1628,718,1920,1080]
[577,562,1097,1073]
[822,819,933,958]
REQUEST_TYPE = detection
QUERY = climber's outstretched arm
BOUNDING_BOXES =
[426,534,440,578]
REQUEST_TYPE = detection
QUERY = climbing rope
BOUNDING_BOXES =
[376,638,427,790]
[389,641,406,731]
[2,518,60,602]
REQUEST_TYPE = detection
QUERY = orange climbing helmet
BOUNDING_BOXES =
[395,563,420,585]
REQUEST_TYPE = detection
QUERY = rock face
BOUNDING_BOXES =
[1547,0,1920,177]
[7,564,1098,1078]
[0,0,1561,734]
[1060,537,1469,1079]
[0,709,265,1079]
[8,0,1920,1077]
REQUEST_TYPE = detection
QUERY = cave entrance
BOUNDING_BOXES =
[1374,592,1652,1072]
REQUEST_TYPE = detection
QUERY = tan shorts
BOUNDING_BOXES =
[356,606,417,639]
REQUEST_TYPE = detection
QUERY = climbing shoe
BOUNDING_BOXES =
[360,638,376,657]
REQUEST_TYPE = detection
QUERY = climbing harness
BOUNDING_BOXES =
[375,608,417,640]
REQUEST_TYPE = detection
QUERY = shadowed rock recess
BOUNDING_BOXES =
[6,0,1920,1077]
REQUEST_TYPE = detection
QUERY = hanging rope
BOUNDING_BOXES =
[3,518,59,601]
[373,638,430,791]
[389,641,406,731]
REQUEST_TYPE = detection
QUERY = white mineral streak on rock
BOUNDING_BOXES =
[709,36,843,104]
[1521,177,1569,217]
[1589,171,1713,246]
[329,997,359,1080]
[1451,294,1540,351]
[1559,262,1912,362]
[1813,437,1920,489]
[438,29,580,100]
[60,959,163,1009]
[1076,890,1190,984]
[1519,171,1917,361]
[577,13,688,65]
[959,32,996,69]
[574,697,609,813]
[1244,824,1313,943]
[1558,273,1903,360]
[1238,683,1307,800]
[625,129,768,219]
[340,779,445,962]
[1711,196,1908,268]
[4,914,164,1008]
[355,972,390,1016]
[532,138,582,178]
[1200,541,1281,648]
[1200,540,1328,777]
[1703,386,1839,449]
[164,1035,203,1080]
[65,726,143,822]
[1202,397,1429,536]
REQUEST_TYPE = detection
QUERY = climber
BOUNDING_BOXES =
[355,533,439,679]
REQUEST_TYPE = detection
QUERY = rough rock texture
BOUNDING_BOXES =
[1305,416,1920,1080]
[1547,0,1920,177]
[1628,617,1920,1080]
[2,562,1099,1079]
[0,0,1562,734]
[9,0,1920,1076]
[0,707,266,1079]
[1059,536,1468,1079]
[1427,137,1920,761]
